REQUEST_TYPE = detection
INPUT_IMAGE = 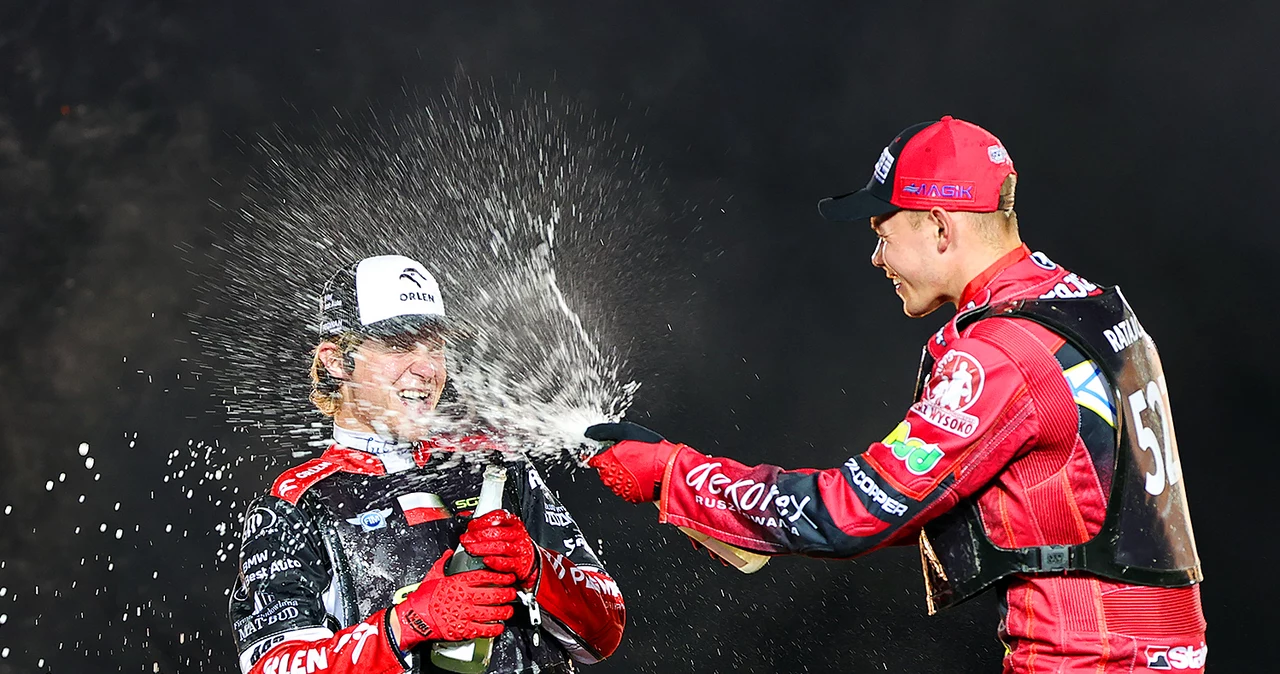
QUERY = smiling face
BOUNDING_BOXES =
[319,329,448,441]
[870,210,953,318]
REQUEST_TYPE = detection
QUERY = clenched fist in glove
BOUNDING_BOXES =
[585,422,684,503]
[392,550,517,651]
[460,510,539,588]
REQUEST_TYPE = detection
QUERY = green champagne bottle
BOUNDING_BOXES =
[429,465,508,673]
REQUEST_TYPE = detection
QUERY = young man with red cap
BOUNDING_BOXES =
[229,255,625,674]
[586,117,1207,672]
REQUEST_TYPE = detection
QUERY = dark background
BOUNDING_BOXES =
[1,2,1276,672]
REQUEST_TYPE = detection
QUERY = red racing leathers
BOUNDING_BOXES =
[653,246,1206,673]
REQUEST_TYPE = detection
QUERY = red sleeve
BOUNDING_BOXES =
[246,610,405,674]
[529,548,626,663]
[655,321,1075,557]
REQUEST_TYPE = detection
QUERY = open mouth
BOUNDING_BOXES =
[397,389,434,405]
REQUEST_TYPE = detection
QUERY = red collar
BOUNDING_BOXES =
[320,434,505,474]
[316,445,434,475]
[272,434,505,504]
[959,244,1031,307]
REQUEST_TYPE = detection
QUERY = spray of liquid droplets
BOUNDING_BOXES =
[193,81,666,467]
[0,83,677,673]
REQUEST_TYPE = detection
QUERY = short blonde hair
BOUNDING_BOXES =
[997,173,1017,224]
[970,174,1019,242]
[309,332,365,417]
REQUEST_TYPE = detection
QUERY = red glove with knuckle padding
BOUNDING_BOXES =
[393,550,517,650]
[460,510,540,588]
[585,421,682,503]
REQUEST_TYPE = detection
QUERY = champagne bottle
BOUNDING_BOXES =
[648,503,770,573]
[430,465,508,674]
[675,524,770,574]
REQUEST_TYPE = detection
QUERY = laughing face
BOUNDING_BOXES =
[326,329,448,441]
[870,210,950,318]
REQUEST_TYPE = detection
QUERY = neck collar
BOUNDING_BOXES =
[959,243,1031,307]
[332,425,416,454]
[327,426,434,474]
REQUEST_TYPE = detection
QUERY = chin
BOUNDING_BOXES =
[902,299,946,319]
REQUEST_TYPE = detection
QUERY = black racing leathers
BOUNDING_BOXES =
[229,435,623,674]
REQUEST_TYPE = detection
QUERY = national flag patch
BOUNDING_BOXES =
[397,492,451,526]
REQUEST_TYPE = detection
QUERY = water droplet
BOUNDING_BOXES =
[78,442,90,456]
[85,457,95,469]
[44,481,53,491]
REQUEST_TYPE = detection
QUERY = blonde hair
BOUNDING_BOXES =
[970,174,1019,243]
[997,172,1018,226]
[309,332,365,417]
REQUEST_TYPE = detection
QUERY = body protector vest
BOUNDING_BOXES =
[917,288,1203,613]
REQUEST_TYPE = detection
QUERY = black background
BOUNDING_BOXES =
[1,2,1276,672]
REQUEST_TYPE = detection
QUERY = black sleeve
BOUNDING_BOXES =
[516,463,608,572]
[228,495,338,673]
[512,465,606,570]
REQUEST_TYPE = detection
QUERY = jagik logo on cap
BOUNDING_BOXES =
[818,115,1017,222]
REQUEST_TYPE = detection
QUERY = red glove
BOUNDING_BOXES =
[585,422,682,503]
[463,510,628,662]
[393,550,517,651]
[459,510,539,587]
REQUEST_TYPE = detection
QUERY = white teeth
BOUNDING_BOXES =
[399,391,429,400]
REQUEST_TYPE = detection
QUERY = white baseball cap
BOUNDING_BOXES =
[317,255,453,338]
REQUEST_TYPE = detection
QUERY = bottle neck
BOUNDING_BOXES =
[473,466,507,517]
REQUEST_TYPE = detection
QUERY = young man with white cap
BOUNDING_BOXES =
[585,118,1208,672]
[229,255,625,674]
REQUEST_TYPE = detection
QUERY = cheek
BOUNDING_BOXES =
[356,360,397,389]
[883,244,912,274]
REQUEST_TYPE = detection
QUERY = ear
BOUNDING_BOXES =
[929,207,958,253]
[316,341,349,380]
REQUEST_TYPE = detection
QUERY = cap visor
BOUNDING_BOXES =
[362,314,471,339]
[817,189,898,222]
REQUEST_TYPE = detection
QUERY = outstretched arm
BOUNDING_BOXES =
[588,333,1075,557]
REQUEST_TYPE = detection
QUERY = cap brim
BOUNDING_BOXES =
[362,314,472,339]
[817,189,899,222]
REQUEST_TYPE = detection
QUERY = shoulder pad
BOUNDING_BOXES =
[270,458,343,505]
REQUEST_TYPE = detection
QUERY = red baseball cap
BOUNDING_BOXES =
[818,115,1016,222]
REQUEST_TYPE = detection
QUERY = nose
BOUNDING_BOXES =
[406,345,446,379]
[870,239,886,269]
